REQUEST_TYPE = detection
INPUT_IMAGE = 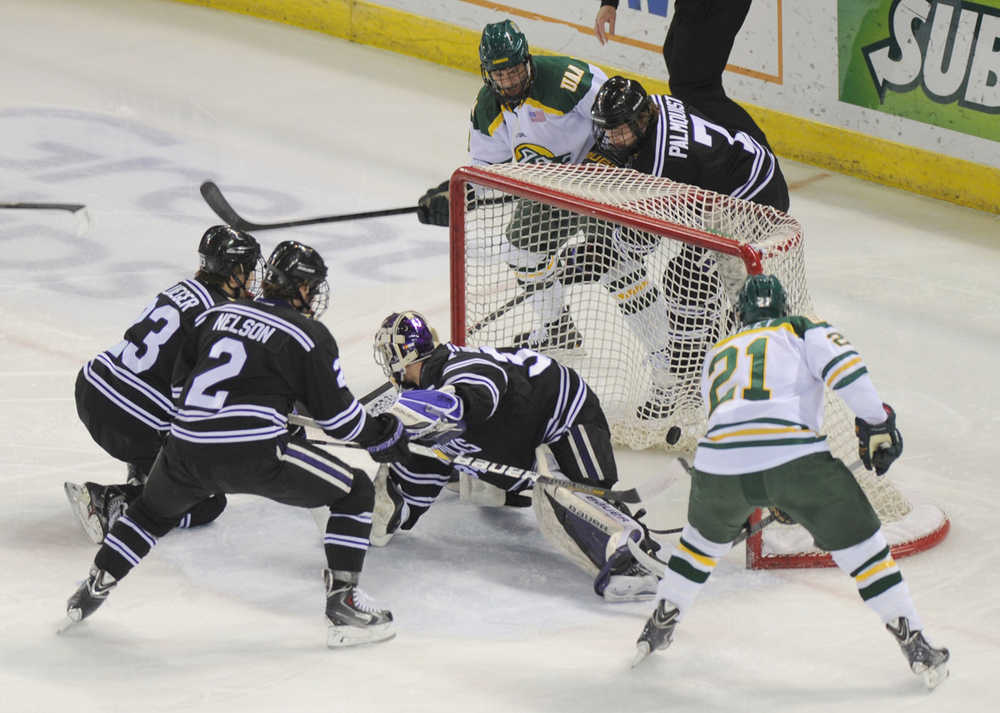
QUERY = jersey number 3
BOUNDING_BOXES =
[707,337,771,415]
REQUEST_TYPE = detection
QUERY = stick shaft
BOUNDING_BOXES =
[200,181,416,231]
[0,202,86,213]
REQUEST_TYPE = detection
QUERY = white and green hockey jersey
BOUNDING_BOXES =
[692,316,889,475]
[468,55,607,166]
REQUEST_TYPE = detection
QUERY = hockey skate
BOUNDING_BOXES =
[371,465,409,547]
[886,617,950,689]
[63,481,129,544]
[632,599,679,667]
[59,566,117,633]
[324,569,395,648]
[512,306,583,353]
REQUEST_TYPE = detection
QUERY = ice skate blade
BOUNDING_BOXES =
[326,621,395,648]
[63,482,104,544]
[631,641,652,668]
[919,662,949,690]
[57,610,82,634]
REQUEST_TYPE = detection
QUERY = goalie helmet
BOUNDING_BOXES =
[479,20,534,107]
[374,311,438,384]
[197,225,263,295]
[262,240,330,318]
[591,76,655,162]
[738,274,788,325]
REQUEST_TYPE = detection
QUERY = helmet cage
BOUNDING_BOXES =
[591,77,653,163]
[479,20,534,107]
[197,225,264,298]
[373,311,438,383]
[262,240,329,318]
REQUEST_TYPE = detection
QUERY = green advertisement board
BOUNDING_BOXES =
[839,0,1000,143]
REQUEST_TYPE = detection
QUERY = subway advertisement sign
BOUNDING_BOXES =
[839,0,999,141]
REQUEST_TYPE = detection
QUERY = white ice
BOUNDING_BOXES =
[1,1,998,711]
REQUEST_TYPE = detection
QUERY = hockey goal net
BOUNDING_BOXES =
[448,163,948,569]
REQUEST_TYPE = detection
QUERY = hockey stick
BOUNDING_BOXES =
[0,201,86,213]
[626,512,779,578]
[200,181,417,231]
[290,413,672,505]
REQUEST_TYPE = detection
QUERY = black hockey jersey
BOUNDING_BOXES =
[415,343,591,468]
[631,94,788,211]
[169,297,385,447]
[80,278,224,433]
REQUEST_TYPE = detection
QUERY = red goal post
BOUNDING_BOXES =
[447,163,948,569]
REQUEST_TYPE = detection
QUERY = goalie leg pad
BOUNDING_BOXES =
[533,482,649,582]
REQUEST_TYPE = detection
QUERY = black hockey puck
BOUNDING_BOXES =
[665,426,682,445]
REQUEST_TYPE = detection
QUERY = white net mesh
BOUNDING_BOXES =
[454,162,920,550]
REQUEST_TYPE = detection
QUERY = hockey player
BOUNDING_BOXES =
[416,19,608,351]
[62,241,410,648]
[584,0,789,421]
[65,225,262,544]
[369,310,661,603]
[631,274,950,689]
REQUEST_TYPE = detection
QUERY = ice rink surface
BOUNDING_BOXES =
[2,1,998,711]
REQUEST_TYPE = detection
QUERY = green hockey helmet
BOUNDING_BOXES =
[738,274,788,324]
[479,20,534,106]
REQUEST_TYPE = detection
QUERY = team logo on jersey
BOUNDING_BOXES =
[514,143,572,164]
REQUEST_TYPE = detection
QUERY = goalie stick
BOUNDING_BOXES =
[289,412,674,505]
[200,181,418,231]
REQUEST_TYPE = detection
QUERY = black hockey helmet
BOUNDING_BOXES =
[197,225,263,295]
[479,20,534,106]
[262,240,330,318]
[374,311,439,385]
[591,76,655,160]
[738,274,788,325]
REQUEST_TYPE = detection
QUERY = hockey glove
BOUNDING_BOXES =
[855,403,904,476]
[365,414,411,463]
[768,507,796,525]
[390,386,466,445]
[417,180,450,227]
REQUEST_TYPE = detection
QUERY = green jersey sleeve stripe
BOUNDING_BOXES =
[821,350,859,379]
[833,367,869,390]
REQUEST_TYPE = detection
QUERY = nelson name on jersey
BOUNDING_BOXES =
[210,311,276,344]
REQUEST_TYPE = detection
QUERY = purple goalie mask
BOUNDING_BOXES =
[374,311,438,381]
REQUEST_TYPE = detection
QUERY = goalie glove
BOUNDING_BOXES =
[855,403,904,476]
[417,180,450,227]
[390,386,466,445]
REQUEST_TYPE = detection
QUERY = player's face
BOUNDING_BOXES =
[605,123,639,151]
[489,62,530,100]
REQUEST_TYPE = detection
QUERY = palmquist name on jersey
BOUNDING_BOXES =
[210,312,277,344]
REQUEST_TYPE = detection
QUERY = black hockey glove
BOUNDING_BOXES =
[417,180,450,227]
[855,403,903,476]
[365,414,411,463]
[768,507,796,525]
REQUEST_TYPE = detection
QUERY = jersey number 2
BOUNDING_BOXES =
[707,337,771,414]
[185,337,247,410]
